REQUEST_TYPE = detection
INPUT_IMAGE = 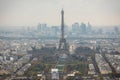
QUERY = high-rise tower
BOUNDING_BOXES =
[58,9,68,50]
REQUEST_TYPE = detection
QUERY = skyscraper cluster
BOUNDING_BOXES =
[72,22,92,34]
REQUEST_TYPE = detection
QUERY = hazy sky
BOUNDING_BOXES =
[0,0,120,27]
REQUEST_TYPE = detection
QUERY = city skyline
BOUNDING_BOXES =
[0,0,120,28]
[0,1,120,79]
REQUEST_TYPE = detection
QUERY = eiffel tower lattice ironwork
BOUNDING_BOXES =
[58,9,68,50]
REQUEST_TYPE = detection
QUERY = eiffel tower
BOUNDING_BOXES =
[58,9,68,50]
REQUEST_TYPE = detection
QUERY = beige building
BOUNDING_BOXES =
[115,47,120,53]
[69,43,77,54]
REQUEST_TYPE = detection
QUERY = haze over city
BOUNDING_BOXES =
[0,0,120,28]
[0,0,120,80]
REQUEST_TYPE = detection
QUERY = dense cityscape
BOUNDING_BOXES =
[0,8,120,80]
[0,0,120,79]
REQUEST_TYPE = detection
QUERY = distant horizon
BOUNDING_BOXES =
[0,0,120,28]
[0,24,119,28]
[0,24,119,32]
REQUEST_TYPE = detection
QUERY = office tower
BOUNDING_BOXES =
[114,26,119,34]
[72,22,79,32]
[80,22,87,34]
[37,23,47,32]
[87,22,92,33]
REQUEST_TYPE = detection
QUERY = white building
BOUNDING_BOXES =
[51,69,59,80]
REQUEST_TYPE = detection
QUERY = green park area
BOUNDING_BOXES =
[56,65,65,73]
[65,63,88,75]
